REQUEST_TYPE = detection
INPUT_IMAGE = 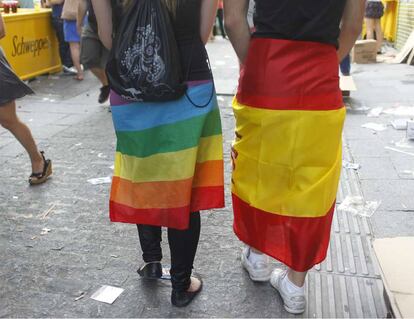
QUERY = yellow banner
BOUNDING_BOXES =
[0,9,61,80]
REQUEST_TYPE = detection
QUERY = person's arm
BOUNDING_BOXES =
[77,0,87,36]
[45,0,64,6]
[0,14,5,40]
[337,0,366,61]
[224,0,250,63]
[91,0,112,49]
[200,0,218,44]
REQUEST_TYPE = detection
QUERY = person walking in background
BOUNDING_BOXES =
[77,0,110,103]
[0,13,52,185]
[365,0,384,54]
[45,0,76,74]
[225,0,365,314]
[92,0,224,307]
[62,0,84,80]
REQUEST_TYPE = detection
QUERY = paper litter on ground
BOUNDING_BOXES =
[87,177,112,185]
[367,107,383,118]
[90,285,124,304]
[343,160,361,170]
[338,196,381,217]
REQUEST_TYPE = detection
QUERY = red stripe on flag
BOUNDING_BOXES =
[190,185,225,213]
[110,201,191,229]
[110,186,224,229]
[237,38,343,111]
[232,194,335,272]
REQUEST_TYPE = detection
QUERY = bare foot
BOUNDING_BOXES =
[187,277,202,293]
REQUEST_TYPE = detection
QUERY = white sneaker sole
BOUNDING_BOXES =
[270,274,306,314]
[241,253,272,282]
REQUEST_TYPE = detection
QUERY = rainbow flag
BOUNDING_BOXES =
[109,81,225,230]
[232,38,345,272]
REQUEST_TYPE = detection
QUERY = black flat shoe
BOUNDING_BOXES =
[137,262,162,279]
[171,276,203,307]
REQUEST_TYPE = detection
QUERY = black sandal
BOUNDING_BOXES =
[171,275,203,307]
[29,151,52,186]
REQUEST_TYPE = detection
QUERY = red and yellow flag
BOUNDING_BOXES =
[232,38,345,272]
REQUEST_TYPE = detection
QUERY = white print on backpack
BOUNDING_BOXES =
[119,8,172,100]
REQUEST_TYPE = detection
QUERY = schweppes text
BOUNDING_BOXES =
[11,35,50,57]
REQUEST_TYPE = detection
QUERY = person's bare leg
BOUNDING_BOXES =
[365,18,375,40]
[288,269,307,287]
[0,101,44,173]
[374,19,383,52]
[90,67,108,86]
[69,42,84,80]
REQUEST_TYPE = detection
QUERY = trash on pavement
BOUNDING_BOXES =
[367,107,383,118]
[338,196,381,217]
[391,119,410,130]
[40,228,52,235]
[362,123,387,132]
[42,203,57,219]
[343,160,361,170]
[87,177,112,185]
[75,292,86,302]
[51,246,64,251]
[90,285,124,304]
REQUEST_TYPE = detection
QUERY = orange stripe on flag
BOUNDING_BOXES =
[193,160,224,188]
[111,176,193,209]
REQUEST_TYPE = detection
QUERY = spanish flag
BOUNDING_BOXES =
[110,81,225,230]
[232,38,345,272]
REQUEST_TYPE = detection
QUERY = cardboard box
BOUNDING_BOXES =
[352,39,377,64]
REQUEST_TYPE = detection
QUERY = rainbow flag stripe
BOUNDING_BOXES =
[232,38,345,271]
[110,81,225,230]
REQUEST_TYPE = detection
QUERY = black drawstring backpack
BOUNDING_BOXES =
[106,0,187,102]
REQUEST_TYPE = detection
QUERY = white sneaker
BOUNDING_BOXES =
[270,269,306,314]
[241,247,272,282]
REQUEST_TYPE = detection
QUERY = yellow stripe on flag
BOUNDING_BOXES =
[232,99,346,218]
[114,135,222,183]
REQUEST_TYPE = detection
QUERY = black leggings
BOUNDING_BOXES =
[137,212,201,292]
